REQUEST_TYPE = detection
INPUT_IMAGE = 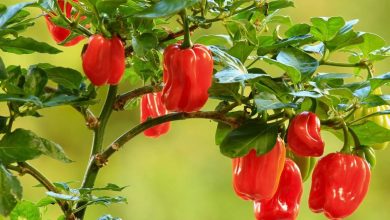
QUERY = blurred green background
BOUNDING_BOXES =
[1,0,390,219]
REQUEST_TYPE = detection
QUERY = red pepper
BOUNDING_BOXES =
[140,92,170,138]
[232,137,286,201]
[44,0,84,46]
[254,159,303,220]
[309,153,371,219]
[81,34,125,86]
[161,43,213,112]
[287,111,325,157]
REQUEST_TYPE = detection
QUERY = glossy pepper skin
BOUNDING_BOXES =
[232,137,286,201]
[254,159,303,220]
[140,92,170,138]
[161,43,213,112]
[82,35,125,86]
[45,0,84,46]
[309,153,371,219]
[287,111,325,157]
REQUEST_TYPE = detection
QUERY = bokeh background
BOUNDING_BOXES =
[1,0,390,219]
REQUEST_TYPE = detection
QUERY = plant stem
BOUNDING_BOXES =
[320,60,363,68]
[7,162,74,219]
[340,122,352,153]
[75,85,118,219]
[114,84,163,111]
[180,10,193,49]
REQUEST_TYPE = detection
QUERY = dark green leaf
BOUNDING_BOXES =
[24,67,48,96]
[79,183,128,194]
[0,94,42,106]
[0,56,7,79]
[132,33,158,57]
[208,82,240,102]
[310,17,345,41]
[268,0,294,12]
[220,121,279,158]
[35,64,83,90]
[0,2,33,28]
[10,200,40,220]
[215,123,233,146]
[276,47,319,80]
[0,129,72,163]
[257,34,315,56]
[96,0,127,15]
[261,57,301,83]
[136,0,199,18]
[0,116,7,134]
[0,36,62,54]
[0,163,22,216]
[210,46,247,73]
[255,92,296,111]
[225,20,258,45]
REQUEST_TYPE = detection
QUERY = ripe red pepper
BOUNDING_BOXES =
[287,111,325,157]
[82,35,125,86]
[232,137,286,201]
[309,153,371,219]
[254,159,303,220]
[140,92,170,138]
[44,0,84,46]
[161,43,213,112]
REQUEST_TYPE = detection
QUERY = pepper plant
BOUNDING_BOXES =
[0,0,390,219]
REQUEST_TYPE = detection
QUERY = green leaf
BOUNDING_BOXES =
[369,46,390,61]
[96,0,127,15]
[290,91,323,98]
[310,17,345,41]
[98,215,122,220]
[303,42,325,55]
[210,46,247,74]
[351,121,390,145]
[78,183,128,194]
[35,64,83,90]
[10,200,40,220]
[0,94,42,106]
[358,33,386,57]
[46,192,80,201]
[225,20,258,46]
[135,0,199,18]
[208,82,240,102]
[36,197,56,207]
[257,35,315,56]
[220,121,279,158]
[254,92,296,111]
[24,67,48,97]
[370,72,390,90]
[228,41,255,63]
[195,35,233,48]
[214,69,266,84]
[261,57,301,83]
[276,47,319,80]
[285,24,311,37]
[215,122,233,146]
[326,20,363,51]
[0,116,7,134]
[0,2,33,28]
[0,36,62,54]
[0,128,72,164]
[268,0,294,12]
[132,33,158,57]
[0,163,22,216]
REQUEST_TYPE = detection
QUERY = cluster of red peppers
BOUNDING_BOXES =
[233,111,371,220]
[44,2,374,219]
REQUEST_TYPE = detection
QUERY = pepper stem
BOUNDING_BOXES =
[180,10,193,49]
[340,121,352,153]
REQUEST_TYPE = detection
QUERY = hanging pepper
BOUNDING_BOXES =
[287,111,325,157]
[45,0,85,46]
[309,153,371,219]
[352,89,390,150]
[161,43,213,112]
[140,92,170,138]
[232,137,286,201]
[254,159,303,220]
[81,34,125,86]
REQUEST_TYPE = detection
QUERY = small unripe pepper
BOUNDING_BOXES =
[309,153,371,219]
[81,34,125,86]
[232,137,286,201]
[287,111,325,157]
[254,159,303,220]
[140,92,170,138]
[161,43,213,112]
[44,0,84,46]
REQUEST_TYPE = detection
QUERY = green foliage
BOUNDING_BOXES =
[0,164,22,216]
